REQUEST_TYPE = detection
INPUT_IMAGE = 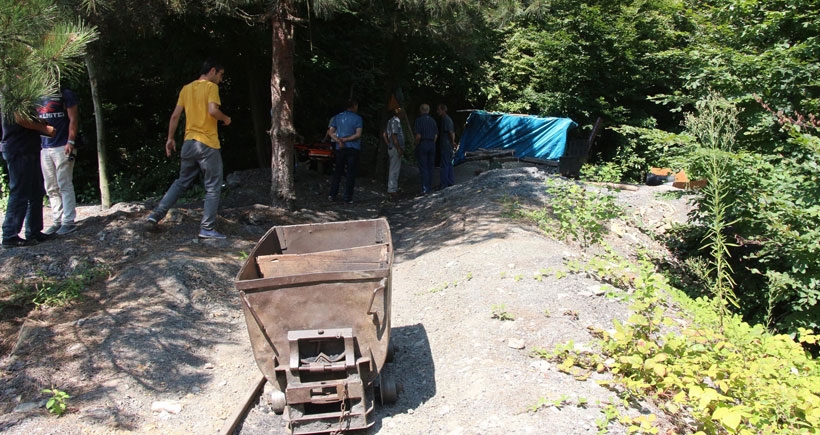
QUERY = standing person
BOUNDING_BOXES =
[327,99,363,204]
[38,88,79,235]
[145,59,232,239]
[384,107,404,200]
[413,103,437,195]
[1,111,56,248]
[437,103,456,189]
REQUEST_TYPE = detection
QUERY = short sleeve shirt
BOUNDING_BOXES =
[178,80,222,149]
[331,110,363,150]
[38,88,78,149]
[386,116,403,149]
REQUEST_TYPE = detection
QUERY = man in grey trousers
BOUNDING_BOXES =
[146,58,231,238]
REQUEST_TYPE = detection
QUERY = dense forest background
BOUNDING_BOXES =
[32,1,816,201]
[3,1,819,338]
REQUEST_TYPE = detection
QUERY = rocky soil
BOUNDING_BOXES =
[0,160,691,434]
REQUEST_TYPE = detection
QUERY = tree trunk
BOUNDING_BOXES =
[269,3,297,210]
[85,51,111,209]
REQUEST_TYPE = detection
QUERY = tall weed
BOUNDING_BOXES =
[683,92,741,328]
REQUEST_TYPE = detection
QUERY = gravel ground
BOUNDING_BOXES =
[0,161,691,434]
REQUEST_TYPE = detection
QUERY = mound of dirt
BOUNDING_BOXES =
[0,161,691,434]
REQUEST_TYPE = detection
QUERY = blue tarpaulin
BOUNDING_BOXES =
[454,111,577,164]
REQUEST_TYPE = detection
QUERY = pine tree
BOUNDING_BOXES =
[0,0,97,118]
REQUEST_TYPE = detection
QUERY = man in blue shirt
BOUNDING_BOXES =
[413,104,437,195]
[327,99,363,203]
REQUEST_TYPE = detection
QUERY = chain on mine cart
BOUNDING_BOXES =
[331,384,350,435]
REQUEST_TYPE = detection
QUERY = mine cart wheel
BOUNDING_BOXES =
[386,341,396,363]
[268,390,287,414]
[379,373,398,405]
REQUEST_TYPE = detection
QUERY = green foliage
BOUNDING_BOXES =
[491,304,514,321]
[527,394,576,412]
[0,163,8,211]
[672,99,820,335]
[42,387,70,416]
[2,263,108,310]
[482,1,685,126]
[598,404,621,434]
[649,0,820,152]
[581,162,624,184]
[683,92,742,327]
[0,0,97,117]
[607,123,695,182]
[106,140,182,202]
[523,177,621,248]
[555,252,820,434]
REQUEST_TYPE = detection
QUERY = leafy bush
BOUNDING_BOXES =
[581,162,624,183]
[525,177,622,248]
[608,123,692,183]
[677,101,820,335]
[552,252,820,434]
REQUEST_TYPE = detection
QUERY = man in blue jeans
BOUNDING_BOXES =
[1,111,57,248]
[146,59,231,238]
[327,99,363,204]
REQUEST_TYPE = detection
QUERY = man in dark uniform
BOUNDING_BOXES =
[1,111,56,247]
[413,104,438,195]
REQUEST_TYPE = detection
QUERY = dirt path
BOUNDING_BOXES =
[0,163,689,434]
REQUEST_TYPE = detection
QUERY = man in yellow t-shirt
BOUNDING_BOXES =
[145,59,232,239]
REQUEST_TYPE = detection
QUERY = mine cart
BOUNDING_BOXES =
[235,218,397,434]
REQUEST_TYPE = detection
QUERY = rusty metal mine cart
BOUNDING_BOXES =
[235,218,397,434]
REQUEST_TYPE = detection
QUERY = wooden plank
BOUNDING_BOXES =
[463,149,515,162]
[519,156,559,167]
[258,244,387,264]
[590,182,640,191]
[258,261,385,277]
[256,244,389,278]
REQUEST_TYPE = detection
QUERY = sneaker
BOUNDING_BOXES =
[56,224,77,235]
[144,215,159,232]
[198,228,226,239]
[327,195,336,202]
[44,224,61,235]
[2,236,38,249]
[344,199,353,204]
[28,232,56,242]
